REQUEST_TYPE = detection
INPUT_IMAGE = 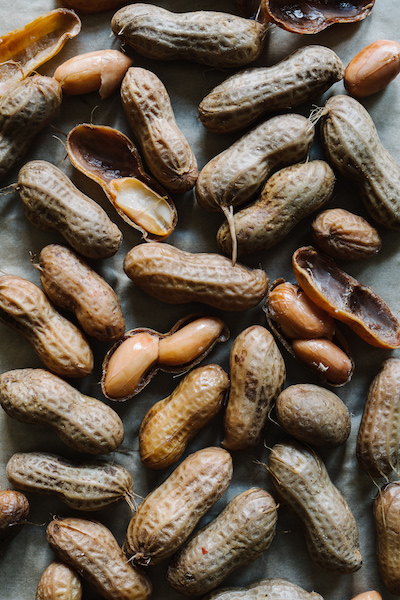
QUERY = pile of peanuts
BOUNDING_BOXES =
[0,1,400,599]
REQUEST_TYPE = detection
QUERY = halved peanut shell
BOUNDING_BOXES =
[66,123,177,240]
[292,246,400,349]
[0,9,81,97]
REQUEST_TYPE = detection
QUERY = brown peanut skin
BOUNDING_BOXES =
[126,447,233,565]
[0,368,124,454]
[112,4,266,68]
[36,561,82,600]
[344,40,400,98]
[123,242,268,312]
[0,275,93,378]
[269,441,362,573]
[121,67,198,193]
[223,325,285,451]
[38,244,125,342]
[202,578,324,600]
[0,489,29,544]
[357,358,400,477]
[374,482,400,595]
[166,488,277,596]
[47,517,152,600]
[139,364,229,469]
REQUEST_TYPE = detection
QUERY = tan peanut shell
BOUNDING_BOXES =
[121,67,198,193]
[0,275,93,378]
[17,160,122,259]
[268,441,362,573]
[47,517,152,600]
[0,368,124,454]
[0,489,29,544]
[123,242,268,311]
[195,113,314,212]
[111,4,266,68]
[139,364,229,469]
[217,160,335,257]
[37,244,125,342]
[6,452,133,511]
[166,488,278,596]
[202,577,325,600]
[356,358,400,477]
[126,446,233,565]
[36,561,82,600]
[374,482,400,595]
[223,325,285,451]
[0,76,61,181]
[199,45,344,133]
[321,94,400,230]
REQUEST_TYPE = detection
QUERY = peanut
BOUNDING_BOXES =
[6,452,133,511]
[0,368,124,454]
[17,160,122,259]
[0,489,29,544]
[126,447,233,565]
[36,561,82,600]
[139,364,229,469]
[123,242,269,311]
[374,482,400,595]
[199,46,344,133]
[223,325,285,451]
[166,488,277,596]
[202,578,324,600]
[37,244,125,342]
[268,441,362,573]
[291,338,353,386]
[111,4,266,68]
[121,67,198,193]
[0,275,93,378]
[46,517,152,600]
[356,358,400,477]
[345,40,400,97]
[350,593,382,600]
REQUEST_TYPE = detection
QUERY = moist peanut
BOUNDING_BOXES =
[0,489,29,544]
[344,40,400,97]
[36,561,82,600]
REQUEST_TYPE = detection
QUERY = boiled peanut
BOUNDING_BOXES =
[311,208,381,260]
[0,368,124,454]
[275,384,351,448]
[121,67,198,193]
[268,441,362,573]
[123,242,269,312]
[17,160,122,259]
[202,578,324,600]
[166,488,277,596]
[126,447,233,565]
[374,482,400,595]
[291,338,353,386]
[0,275,93,378]
[139,364,229,469]
[36,561,82,600]
[0,489,29,544]
[199,46,344,133]
[356,358,400,477]
[223,325,285,451]
[6,452,133,511]
[321,94,400,230]
[47,517,152,600]
[345,40,400,97]
[37,244,125,342]
[111,4,266,68]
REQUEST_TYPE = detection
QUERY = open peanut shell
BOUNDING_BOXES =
[101,313,230,401]
[66,124,177,241]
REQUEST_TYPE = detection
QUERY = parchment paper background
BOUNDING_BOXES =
[0,0,399,598]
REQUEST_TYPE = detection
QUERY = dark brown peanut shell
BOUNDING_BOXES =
[199,46,344,133]
[123,243,269,312]
[17,160,122,259]
[36,561,82,600]
[374,482,400,595]
[111,4,266,68]
[311,208,381,260]
[217,160,335,257]
[47,517,152,600]
[223,325,285,450]
[126,447,233,565]
[38,244,125,342]
[0,368,124,454]
[121,67,198,193]
[0,489,29,545]
[201,577,324,600]
[357,358,400,477]
[276,383,351,448]
[269,441,362,573]
[0,76,61,181]
[0,275,93,378]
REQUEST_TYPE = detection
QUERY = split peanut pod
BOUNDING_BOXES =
[102,314,229,401]
[0,8,81,97]
[0,489,29,545]
[292,246,400,349]
[374,482,400,595]
[202,578,324,600]
[66,123,177,240]
[36,561,82,600]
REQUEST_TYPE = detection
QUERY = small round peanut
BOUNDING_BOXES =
[345,40,400,97]
[36,561,82,600]
[291,338,353,386]
[158,317,225,366]
[0,489,29,544]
